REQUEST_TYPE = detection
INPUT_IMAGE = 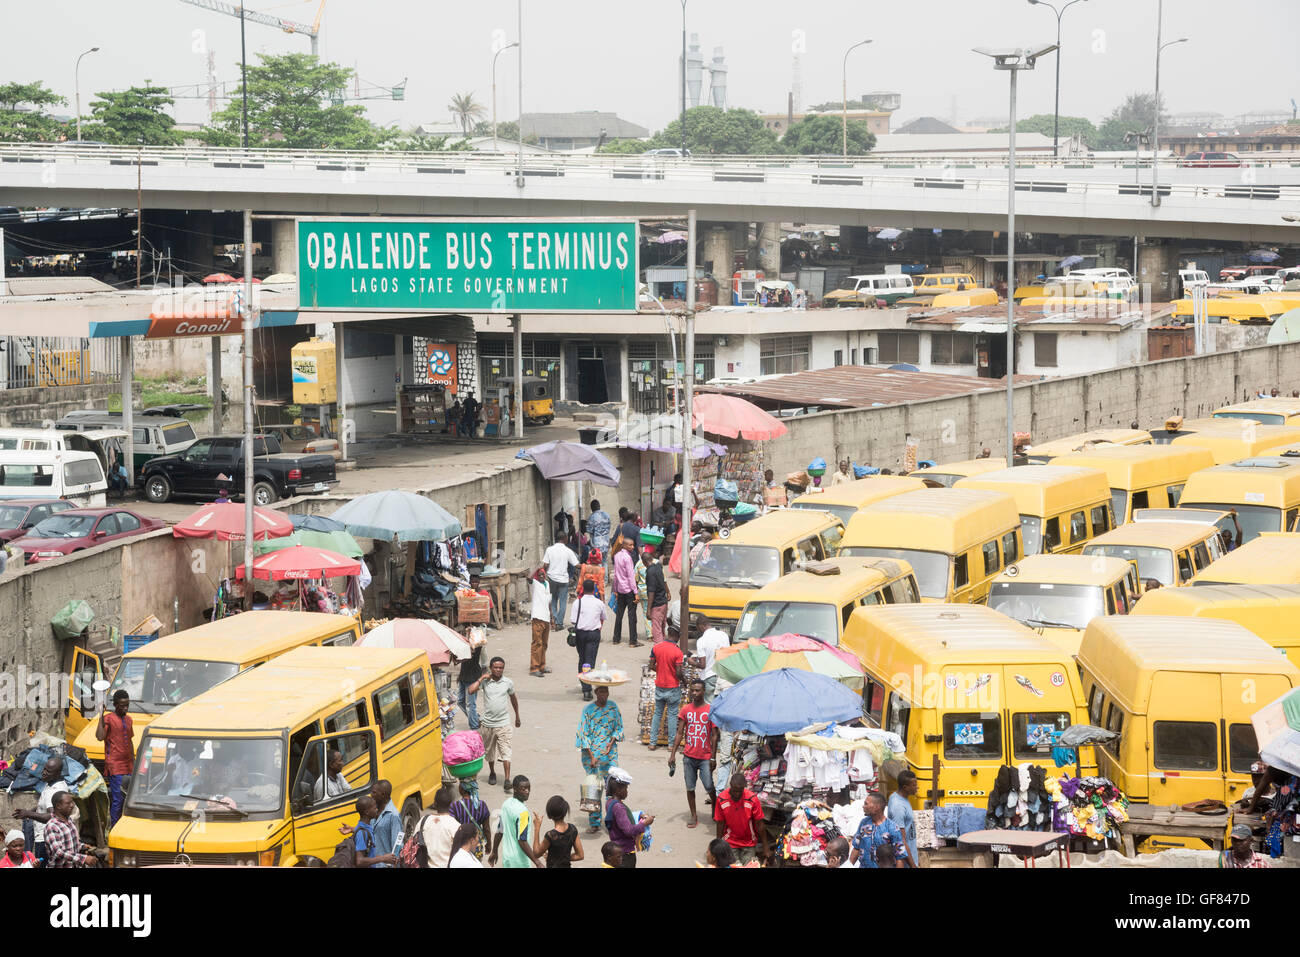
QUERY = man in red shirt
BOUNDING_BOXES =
[96,689,135,826]
[714,771,771,865]
[667,679,717,828]
[647,624,684,750]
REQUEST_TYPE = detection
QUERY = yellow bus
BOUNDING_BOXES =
[841,603,1094,809]
[912,458,1008,488]
[1052,445,1216,524]
[1169,423,1300,464]
[1212,398,1300,427]
[1171,297,1288,325]
[1082,521,1226,588]
[838,488,1022,603]
[954,464,1114,556]
[1078,616,1299,814]
[1188,533,1300,586]
[109,645,443,867]
[1179,455,1300,541]
[1023,428,1152,465]
[1132,583,1300,658]
[988,554,1141,656]
[787,474,926,526]
[65,611,361,761]
[689,509,845,632]
[734,556,920,647]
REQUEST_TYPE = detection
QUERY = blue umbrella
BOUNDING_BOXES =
[1248,249,1280,264]
[709,668,864,735]
[291,513,347,533]
[329,489,462,542]
[521,440,620,486]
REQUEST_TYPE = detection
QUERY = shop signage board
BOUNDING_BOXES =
[298,218,640,313]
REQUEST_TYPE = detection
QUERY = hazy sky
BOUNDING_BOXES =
[8,0,1298,133]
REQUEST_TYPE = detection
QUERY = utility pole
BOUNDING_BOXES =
[136,148,143,288]
[681,209,696,636]
[242,209,256,599]
[239,3,249,149]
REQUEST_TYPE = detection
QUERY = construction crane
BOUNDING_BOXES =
[178,0,324,56]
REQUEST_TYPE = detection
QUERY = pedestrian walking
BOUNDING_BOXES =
[849,791,907,869]
[351,794,397,868]
[448,821,483,868]
[887,770,920,868]
[647,622,684,750]
[575,548,606,601]
[576,683,623,831]
[617,507,642,551]
[419,785,462,868]
[714,772,771,865]
[690,616,729,702]
[536,795,585,868]
[449,778,490,859]
[587,499,612,556]
[370,779,403,866]
[490,775,541,868]
[96,689,134,826]
[461,391,480,438]
[604,768,653,868]
[43,792,96,868]
[611,538,640,647]
[543,531,580,630]
[469,656,520,790]
[667,679,716,828]
[830,459,853,486]
[644,547,669,643]
[528,567,552,677]
[570,579,608,699]
[456,642,486,730]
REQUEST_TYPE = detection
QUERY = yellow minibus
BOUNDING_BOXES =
[1132,582,1300,658]
[1179,455,1300,541]
[1052,445,1216,524]
[955,464,1114,556]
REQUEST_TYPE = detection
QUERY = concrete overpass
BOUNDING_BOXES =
[2,144,1298,243]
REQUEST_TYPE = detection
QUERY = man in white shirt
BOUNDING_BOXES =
[312,748,351,802]
[542,532,579,631]
[529,567,553,677]
[13,755,75,864]
[690,616,731,703]
[570,579,609,701]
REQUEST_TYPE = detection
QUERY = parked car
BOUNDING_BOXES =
[140,433,338,506]
[644,148,692,157]
[11,507,166,563]
[1180,151,1241,168]
[0,498,77,542]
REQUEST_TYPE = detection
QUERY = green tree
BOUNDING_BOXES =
[646,105,780,155]
[989,113,1098,144]
[393,132,473,152]
[596,137,650,154]
[782,114,876,154]
[81,86,181,145]
[448,92,486,135]
[1092,92,1166,150]
[203,53,395,149]
[0,81,67,141]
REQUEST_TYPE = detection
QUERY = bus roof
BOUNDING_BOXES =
[1052,444,1215,489]
[1134,582,1300,615]
[1181,456,1300,509]
[1189,534,1300,585]
[842,603,1074,669]
[147,646,425,733]
[994,553,1134,586]
[122,611,358,664]
[1078,616,1297,713]
[954,465,1110,517]
[1214,398,1300,419]
[721,508,841,546]
[789,475,925,511]
[1025,429,1152,460]
[742,556,914,605]
[913,458,1008,485]
[1170,425,1300,464]
[1084,521,1219,551]
[842,488,1019,553]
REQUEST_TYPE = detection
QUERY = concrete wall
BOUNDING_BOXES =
[0,382,141,428]
[132,337,210,378]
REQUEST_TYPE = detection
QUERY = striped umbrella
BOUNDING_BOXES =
[713,633,864,690]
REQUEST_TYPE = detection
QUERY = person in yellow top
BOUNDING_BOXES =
[829,460,854,486]
[600,841,623,867]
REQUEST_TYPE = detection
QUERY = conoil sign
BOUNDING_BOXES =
[297,218,639,313]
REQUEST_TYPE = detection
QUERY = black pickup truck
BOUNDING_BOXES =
[140,434,338,506]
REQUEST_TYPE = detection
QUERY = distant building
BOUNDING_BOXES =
[1163,124,1300,155]
[893,116,961,135]
[760,108,891,138]
[870,132,1055,154]
[517,111,649,151]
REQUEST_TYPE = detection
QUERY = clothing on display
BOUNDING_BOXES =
[932,805,988,841]
[775,799,847,867]
[1045,775,1130,843]
[986,763,1052,831]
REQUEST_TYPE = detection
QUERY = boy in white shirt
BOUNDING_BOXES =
[690,616,731,702]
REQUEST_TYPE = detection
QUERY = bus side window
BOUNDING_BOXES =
[861,589,883,606]
[1131,489,1150,510]
[1087,685,1103,725]
[1191,541,1211,570]
[1090,504,1111,535]
[981,539,999,576]
[863,676,886,726]
[1105,588,1117,615]
[1287,508,1299,532]
[1044,518,1062,552]
[885,693,911,743]
[841,603,854,628]
[953,554,970,590]
[1068,511,1088,544]
[1177,549,1195,583]
[1167,483,1185,507]
[1001,530,1019,565]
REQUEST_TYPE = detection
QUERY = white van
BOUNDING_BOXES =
[824,273,915,307]
[1067,267,1135,298]
[0,427,128,474]
[1179,269,1210,295]
[0,450,108,507]
[56,410,197,476]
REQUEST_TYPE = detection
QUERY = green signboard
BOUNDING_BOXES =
[297,218,639,313]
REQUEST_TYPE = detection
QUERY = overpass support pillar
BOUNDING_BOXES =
[838,225,869,259]
[758,222,781,280]
[1137,239,1178,303]
[271,219,297,276]
[703,225,733,305]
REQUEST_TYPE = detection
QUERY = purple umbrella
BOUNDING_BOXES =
[521,440,620,486]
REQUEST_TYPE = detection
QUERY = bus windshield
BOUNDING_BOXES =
[692,544,780,589]
[1179,502,1281,543]
[839,547,950,599]
[1084,544,1175,586]
[110,658,241,715]
[988,582,1106,630]
[127,733,283,816]
[735,601,840,644]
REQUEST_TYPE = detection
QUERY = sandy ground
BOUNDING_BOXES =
[465,614,718,870]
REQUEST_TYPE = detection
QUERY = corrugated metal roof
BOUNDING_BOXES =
[694,365,1037,410]
[907,302,1166,329]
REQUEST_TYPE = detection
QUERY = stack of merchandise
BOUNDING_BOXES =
[1265,772,1300,858]
[776,799,846,867]
[637,661,700,746]
[986,763,1053,831]
[1045,775,1130,842]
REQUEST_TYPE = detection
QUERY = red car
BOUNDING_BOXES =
[12,508,166,563]
[1180,151,1241,168]
[0,498,77,543]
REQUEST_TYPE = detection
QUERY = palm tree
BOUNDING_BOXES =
[448,92,486,135]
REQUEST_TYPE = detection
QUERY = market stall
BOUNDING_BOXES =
[234,544,363,616]
[171,502,295,619]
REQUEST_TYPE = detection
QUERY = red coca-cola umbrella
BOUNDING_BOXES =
[234,544,361,581]
[172,502,295,542]
[692,393,788,440]
[202,273,238,283]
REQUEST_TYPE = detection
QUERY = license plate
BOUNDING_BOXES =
[313,482,329,491]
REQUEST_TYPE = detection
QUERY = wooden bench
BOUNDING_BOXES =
[1118,803,1230,855]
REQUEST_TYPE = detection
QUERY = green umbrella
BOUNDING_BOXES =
[255,528,363,559]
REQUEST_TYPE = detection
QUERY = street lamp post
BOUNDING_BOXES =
[1151,0,1189,207]
[975,44,1057,467]
[1027,0,1087,158]
[74,47,100,142]
[841,39,872,157]
[492,40,519,151]
[680,0,688,155]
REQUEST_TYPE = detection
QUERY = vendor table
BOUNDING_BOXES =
[1117,804,1229,856]
[957,829,1071,868]
[477,570,512,627]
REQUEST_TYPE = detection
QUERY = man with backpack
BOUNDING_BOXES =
[352,794,397,868]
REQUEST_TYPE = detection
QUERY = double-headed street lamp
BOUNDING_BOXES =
[1027,0,1087,158]
[841,39,872,157]
[74,46,100,142]
[974,43,1057,467]
[1151,0,1189,207]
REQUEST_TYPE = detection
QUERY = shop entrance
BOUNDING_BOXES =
[578,356,608,404]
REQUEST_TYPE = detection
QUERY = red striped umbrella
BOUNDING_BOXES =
[234,544,360,580]
[172,502,295,541]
